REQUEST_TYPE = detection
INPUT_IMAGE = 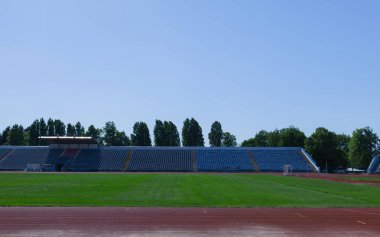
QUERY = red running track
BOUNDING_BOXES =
[0,207,380,236]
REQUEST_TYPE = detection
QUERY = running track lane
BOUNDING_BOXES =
[0,207,379,237]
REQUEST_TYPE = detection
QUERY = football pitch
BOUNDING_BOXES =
[0,173,379,207]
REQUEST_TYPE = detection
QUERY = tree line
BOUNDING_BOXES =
[0,118,379,171]
[0,118,236,148]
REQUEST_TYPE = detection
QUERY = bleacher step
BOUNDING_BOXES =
[247,150,260,172]
[0,149,13,162]
[61,149,80,171]
[123,150,133,171]
[192,150,197,172]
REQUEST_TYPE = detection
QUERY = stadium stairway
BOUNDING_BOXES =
[123,150,134,171]
[0,149,13,162]
[42,149,65,171]
[191,150,198,172]
[247,150,260,172]
[61,149,79,171]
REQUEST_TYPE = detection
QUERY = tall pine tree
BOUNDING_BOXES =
[27,120,40,145]
[208,121,223,147]
[131,122,151,146]
[47,118,55,136]
[75,122,85,136]
[66,123,76,136]
[182,118,204,146]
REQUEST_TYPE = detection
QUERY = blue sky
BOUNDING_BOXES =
[0,0,379,145]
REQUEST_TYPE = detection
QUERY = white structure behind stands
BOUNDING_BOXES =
[40,136,99,150]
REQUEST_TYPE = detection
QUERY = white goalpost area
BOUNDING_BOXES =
[283,165,293,176]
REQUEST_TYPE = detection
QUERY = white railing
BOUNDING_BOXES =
[367,156,380,174]
[301,148,320,172]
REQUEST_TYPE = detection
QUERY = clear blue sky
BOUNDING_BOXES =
[0,0,379,145]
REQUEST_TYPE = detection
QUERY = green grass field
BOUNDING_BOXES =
[0,173,379,207]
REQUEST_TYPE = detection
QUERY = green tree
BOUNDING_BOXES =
[240,130,269,147]
[241,138,255,147]
[114,131,131,146]
[47,118,55,136]
[75,122,85,136]
[7,124,26,145]
[131,122,151,146]
[39,118,47,136]
[268,129,281,147]
[349,127,379,169]
[222,132,237,147]
[253,130,269,147]
[208,121,223,147]
[337,134,350,160]
[103,121,118,146]
[0,127,10,145]
[86,125,102,141]
[27,120,40,145]
[66,123,76,136]
[306,127,347,172]
[279,126,306,147]
[182,119,191,146]
[153,120,180,146]
[153,120,165,146]
[182,118,204,146]
[54,119,66,136]
[165,121,180,146]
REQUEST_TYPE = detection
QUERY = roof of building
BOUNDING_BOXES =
[38,136,98,144]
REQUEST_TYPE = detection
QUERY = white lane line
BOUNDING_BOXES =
[365,212,380,216]
[357,221,366,225]
[296,213,306,218]
[339,209,380,216]
[203,209,207,214]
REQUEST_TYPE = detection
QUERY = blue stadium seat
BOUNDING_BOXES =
[68,148,129,171]
[0,147,50,170]
[251,148,313,172]
[44,149,64,164]
[128,148,192,172]
[0,146,318,173]
[196,148,253,172]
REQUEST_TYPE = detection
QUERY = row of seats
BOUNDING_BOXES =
[0,147,316,172]
[197,149,253,171]
[251,149,312,171]
[128,149,192,171]
[0,148,50,170]
[68,149,129,171]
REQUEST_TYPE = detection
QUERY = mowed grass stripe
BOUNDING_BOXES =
[0,173,379,207]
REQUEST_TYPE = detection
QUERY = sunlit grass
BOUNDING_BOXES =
[0,173,379,207]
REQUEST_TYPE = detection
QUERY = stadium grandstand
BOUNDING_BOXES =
[0,136,319,172]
